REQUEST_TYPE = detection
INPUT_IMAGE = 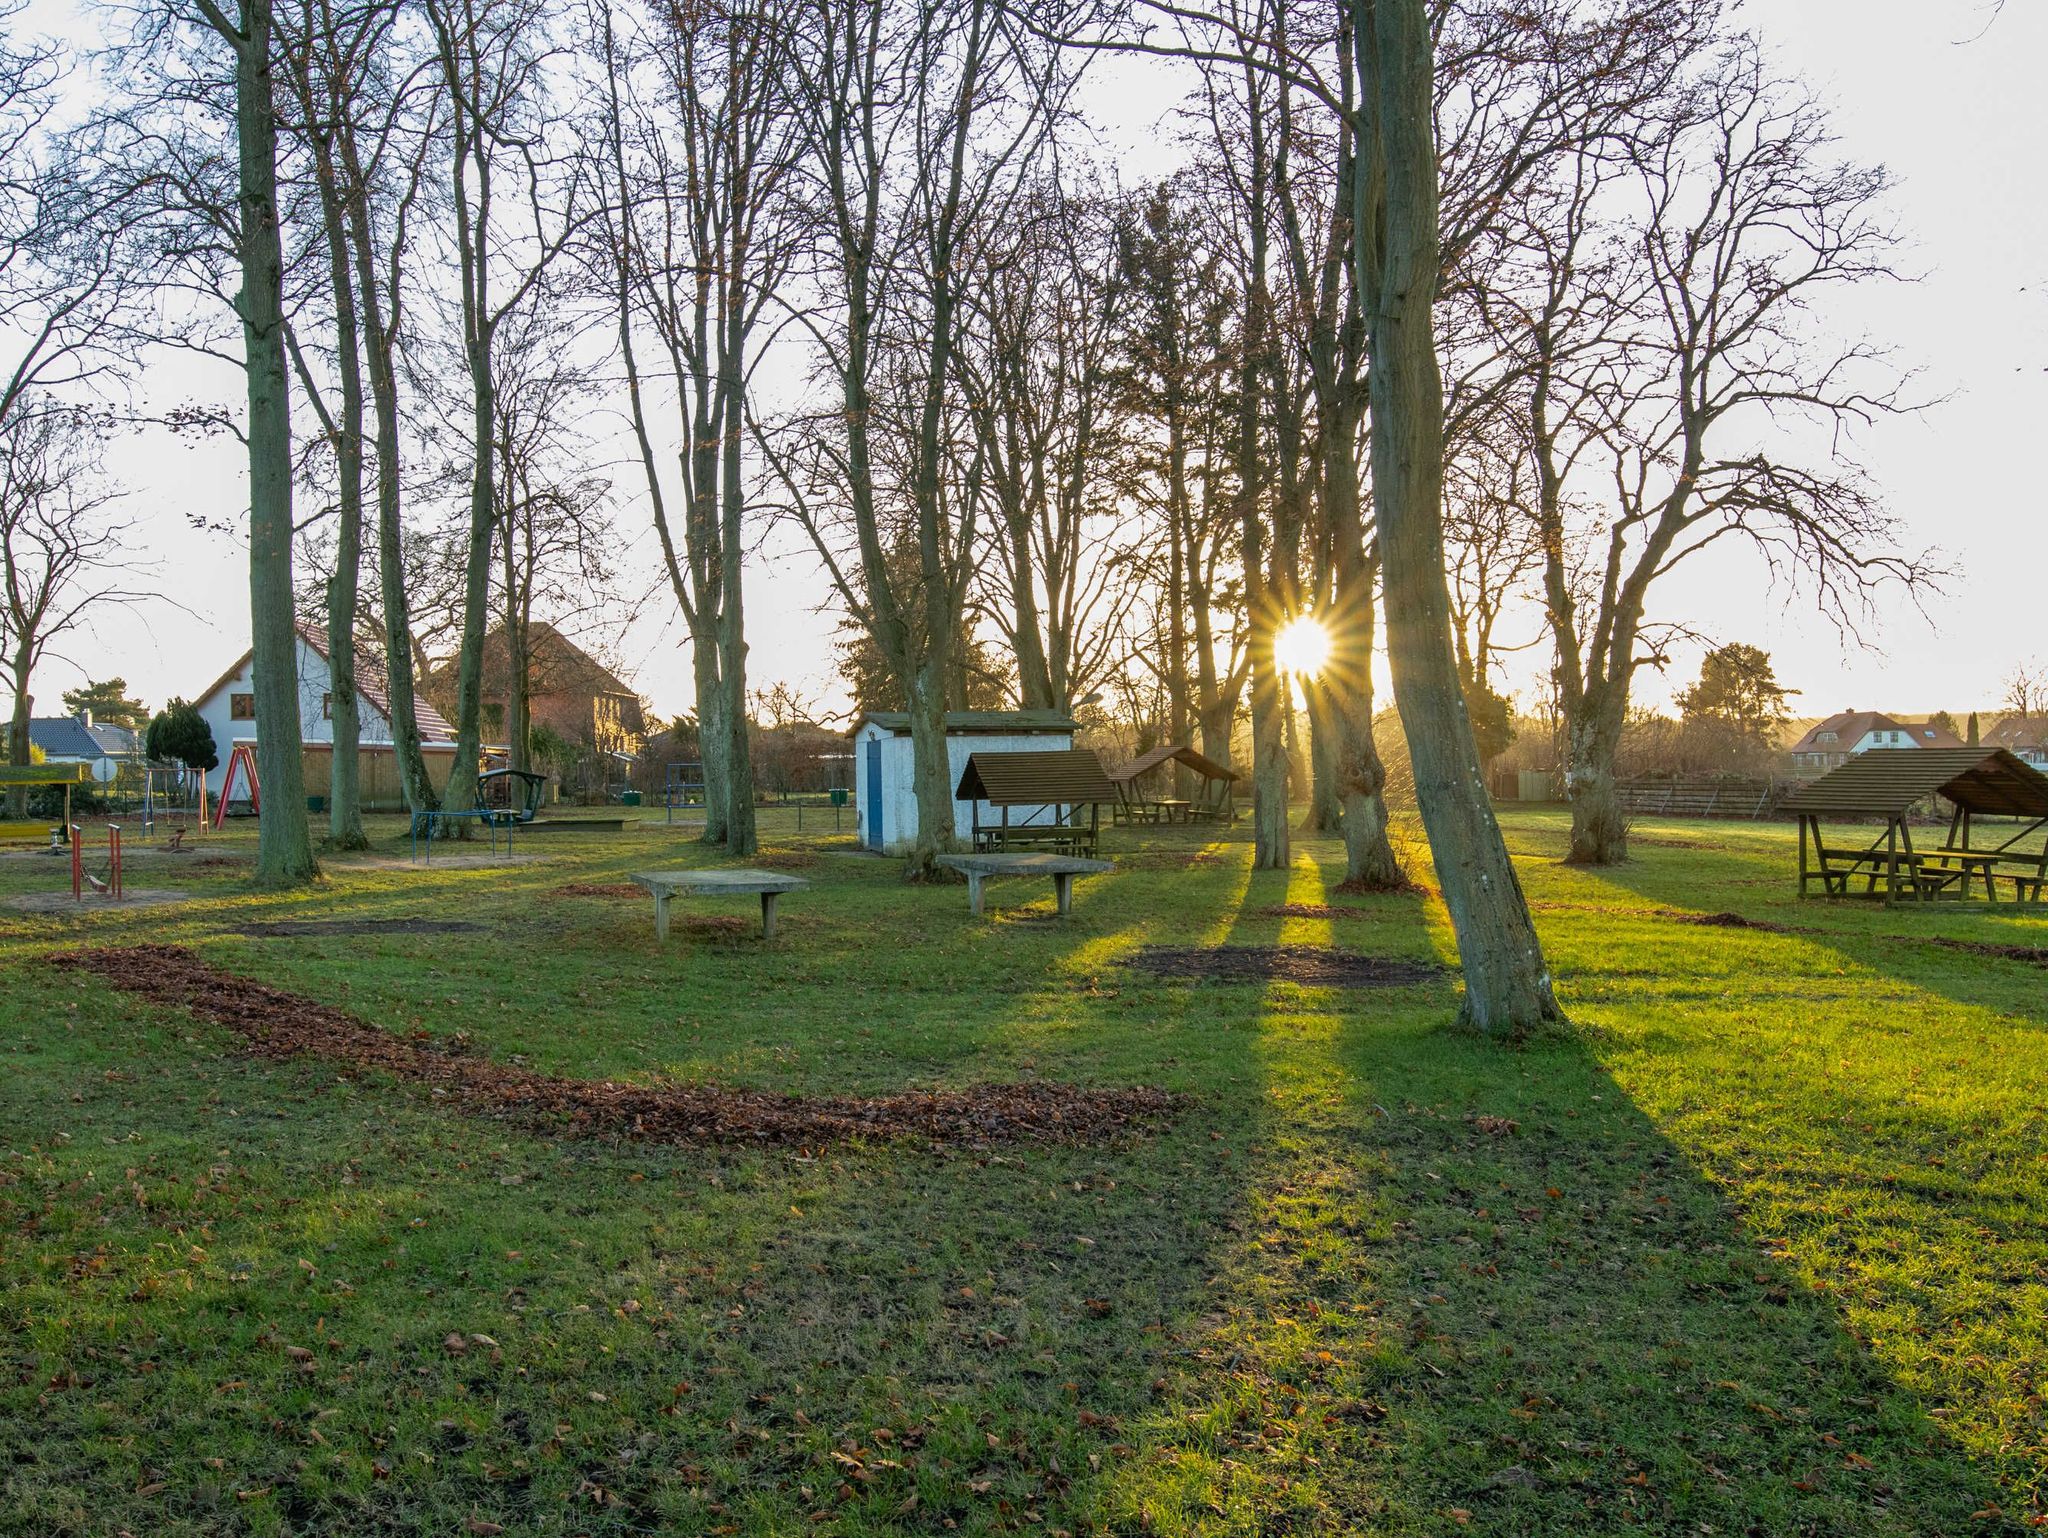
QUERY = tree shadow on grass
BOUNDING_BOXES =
[1089,842,2016,1535]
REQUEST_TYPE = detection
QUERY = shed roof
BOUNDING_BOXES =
[1107,741,1242,784]
[854,709,1078,737]
[954,749,1116,806]
[1780,748,2048,818]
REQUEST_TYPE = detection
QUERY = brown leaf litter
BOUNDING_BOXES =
[52,945,1176,1148]
[1257,903,1376,921]
[553,883,646,899]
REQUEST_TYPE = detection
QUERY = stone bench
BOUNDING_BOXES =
[630,869,809,942]
[935,851,1113,918]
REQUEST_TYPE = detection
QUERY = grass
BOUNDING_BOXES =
[3,805,2047,1534]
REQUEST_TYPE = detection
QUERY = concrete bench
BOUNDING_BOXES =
[630,869,809,942]
[935,851,1112,917]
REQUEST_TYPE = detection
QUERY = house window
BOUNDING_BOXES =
[230,693,256,720]
[1817,731,1837,743]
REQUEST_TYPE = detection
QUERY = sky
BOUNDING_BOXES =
[17,0,2046,732]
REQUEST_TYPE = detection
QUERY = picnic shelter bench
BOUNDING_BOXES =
[630,868,809,941]
[1782,749,2048,905]
[1107,742,1241,826]
[935,851,1113,917]
[954,749,1117,858]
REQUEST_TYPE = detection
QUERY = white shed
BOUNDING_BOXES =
[850,709,1078,853]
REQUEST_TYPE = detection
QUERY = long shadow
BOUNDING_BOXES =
[1089,830,2016,1533]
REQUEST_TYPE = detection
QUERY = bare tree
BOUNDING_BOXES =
[422,0,582,826]
[0,412,147,814]
[595,0,799,857]
[766,0,1084,874]
[1502,35,1927,865]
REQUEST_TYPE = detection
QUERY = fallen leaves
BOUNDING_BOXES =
[53,946,1178,1149]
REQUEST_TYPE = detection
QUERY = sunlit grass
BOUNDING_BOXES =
[1,807,2044,1533]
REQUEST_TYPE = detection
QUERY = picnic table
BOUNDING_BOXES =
[935,851,1112,918]
[630,868,809,942]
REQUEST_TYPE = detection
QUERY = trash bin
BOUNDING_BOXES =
[306,794,326,813]
[621,790,642,807]
[830,787,848,807]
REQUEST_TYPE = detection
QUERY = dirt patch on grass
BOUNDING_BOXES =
[1114,850,1225,870]
[53,944,1175,1147]
[235,918,487,938]
[1932,938,2048,968]
[1258,903,1376,921]
[1126,944,1444,987]
[1661,910,1795,933]
[553,882,644,899]
[8,888,192,914]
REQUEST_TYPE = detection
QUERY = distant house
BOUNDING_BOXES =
[428,623,648,768]
[190,624,459,804]
[1985,714,2048,768]
[27,711,143,784]
[1788,710,1962,775]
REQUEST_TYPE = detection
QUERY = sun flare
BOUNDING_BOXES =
[1273,614,1333,678]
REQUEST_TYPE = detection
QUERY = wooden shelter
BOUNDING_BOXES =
[1781,748,2048,904]
[1106,742,1241,825]
[955,748,1117,857]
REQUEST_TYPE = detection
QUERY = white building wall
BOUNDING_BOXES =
[853,722,1074,853]
[195,636,400,795]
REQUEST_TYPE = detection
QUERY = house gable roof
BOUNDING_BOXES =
[1986,713,2048,751]
[193,625,458,744]
[1789,710,1908,754]
[28,717,108,760]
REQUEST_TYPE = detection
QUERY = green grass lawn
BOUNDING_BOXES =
[4,806,2047,1535]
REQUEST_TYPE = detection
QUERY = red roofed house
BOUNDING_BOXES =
[190,624,460,808]
[1788,710,1963,775]
[1984,714,2048,769]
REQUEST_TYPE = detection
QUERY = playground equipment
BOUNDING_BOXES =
[665,761,705,823]
[0,762,91,845]
[212,743,260,827]
[71,822,124,901]
[477,766,549,824]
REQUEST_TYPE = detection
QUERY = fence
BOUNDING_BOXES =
[1614,778,1788,820]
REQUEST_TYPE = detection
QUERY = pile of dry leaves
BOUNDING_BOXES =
[53,945,1175,1148]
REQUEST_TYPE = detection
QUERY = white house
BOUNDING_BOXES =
[191,624,459,803]
[1789,711,1961,775]
[851,709,1077,854]
[1986,714,2048,768]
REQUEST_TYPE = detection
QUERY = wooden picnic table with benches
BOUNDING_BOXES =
[630,869,808,942]
[936,851,1113,917]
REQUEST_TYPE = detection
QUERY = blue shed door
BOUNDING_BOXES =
[864,737,883,848]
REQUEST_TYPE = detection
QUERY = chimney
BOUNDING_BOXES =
[76,708,92,729]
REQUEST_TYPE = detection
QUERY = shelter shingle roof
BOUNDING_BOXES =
[1779,748,2048,819]
[1107,741,1242,784]
[954,749,1116,806]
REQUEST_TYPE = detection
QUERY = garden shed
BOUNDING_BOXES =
[850,709,1079,854]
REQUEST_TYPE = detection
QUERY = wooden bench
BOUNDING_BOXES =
[935,851,1112,917]
[630,869,809,942]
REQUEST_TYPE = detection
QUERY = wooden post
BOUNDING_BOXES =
[1797,814,1809,897]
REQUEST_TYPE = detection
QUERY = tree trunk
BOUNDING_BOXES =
[5,661,28,819]
[905,660,957,877]
[1301,685,1343,832]
[717,375,756,856]
[693,634,728,843]
[234,0,317,886]
[1362,0,1555,1036]
[1564,693,1628,864]
[442,355,495,825]
[315,140,368,850]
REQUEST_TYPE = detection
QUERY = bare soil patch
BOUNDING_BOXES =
[234,918,487,938]
[1932,938,2048,968]
[1258,903,1376,921]
[53,945,1175,1148]
[8,888,192,914]
[553,882,644,899]
[1126,944,1444,987]
[1662,910,1795,934]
